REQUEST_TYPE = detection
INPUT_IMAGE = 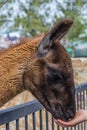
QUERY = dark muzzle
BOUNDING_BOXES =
[52,104,76,121]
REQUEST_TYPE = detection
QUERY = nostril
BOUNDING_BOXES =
[65,113,70,120]
[55,104,62,113]
[53,104,63,119]
[70,112,75,118]
[67,109,75,119]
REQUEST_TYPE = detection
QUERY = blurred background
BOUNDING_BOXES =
[0,0,87,57]
[0,2,87,130]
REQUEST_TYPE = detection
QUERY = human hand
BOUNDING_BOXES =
[55,110,87,127]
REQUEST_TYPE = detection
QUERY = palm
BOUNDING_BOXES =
[55,110,87,127]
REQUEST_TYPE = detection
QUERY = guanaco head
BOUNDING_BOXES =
[23,20,76,121]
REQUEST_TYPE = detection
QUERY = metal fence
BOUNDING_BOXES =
[0,83,87,130]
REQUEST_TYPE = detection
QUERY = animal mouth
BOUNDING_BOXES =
[51,104,75,121]
[54,114,73,122]
[40,96,73,121]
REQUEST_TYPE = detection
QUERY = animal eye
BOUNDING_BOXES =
[52,73,63,82]
[47,66,65,84]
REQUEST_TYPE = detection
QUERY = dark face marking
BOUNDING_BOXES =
[47,66,66,85]
[23,20,76,121]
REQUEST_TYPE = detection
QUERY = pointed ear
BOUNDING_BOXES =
[50,19,73,41]
[37,19,73,57]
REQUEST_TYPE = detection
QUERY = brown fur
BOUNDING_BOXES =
[0,35,43,106]
[0,20,76,121]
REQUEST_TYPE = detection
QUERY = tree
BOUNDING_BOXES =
[0,0,87,40]
[51,0,87,41]
[0,0,51,36]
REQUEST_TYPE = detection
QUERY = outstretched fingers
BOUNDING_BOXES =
[55,110,87,127]
[55,119,78,127]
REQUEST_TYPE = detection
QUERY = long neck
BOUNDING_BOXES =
[0,35,43,106]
